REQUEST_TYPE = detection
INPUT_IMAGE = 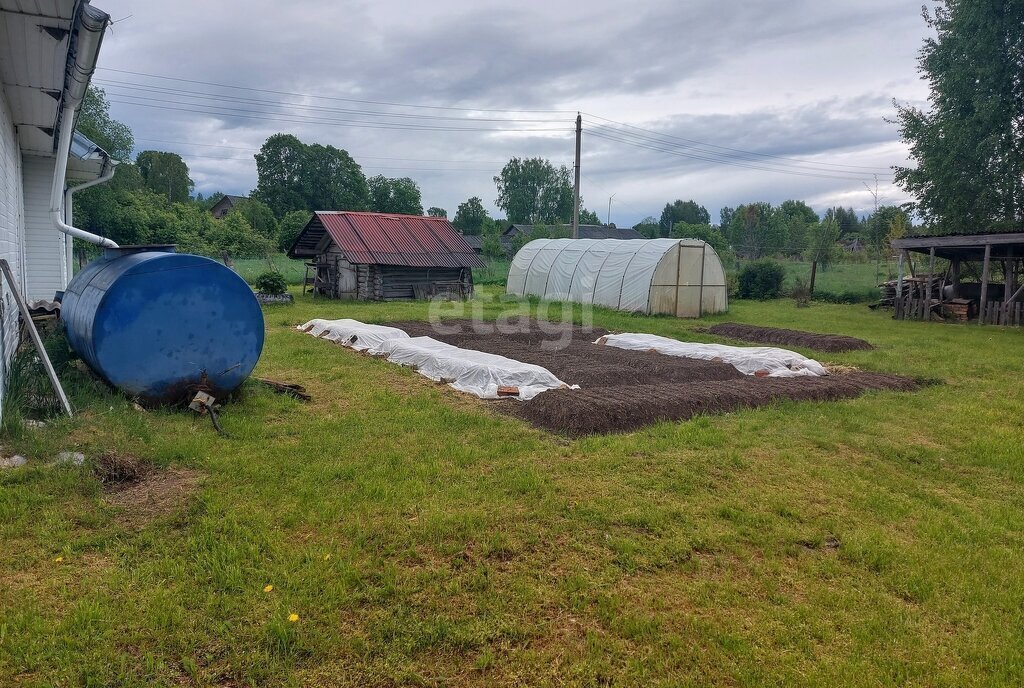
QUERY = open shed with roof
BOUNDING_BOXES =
[288,211,484,300]
[506,238,728,317]
[890,232,1024,325]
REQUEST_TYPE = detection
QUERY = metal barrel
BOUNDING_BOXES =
[61,245,265,405]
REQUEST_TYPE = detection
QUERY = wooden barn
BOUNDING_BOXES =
[288,211,484,300]
[890,232,1024,326]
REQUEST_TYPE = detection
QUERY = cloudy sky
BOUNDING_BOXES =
[91,0,932,226]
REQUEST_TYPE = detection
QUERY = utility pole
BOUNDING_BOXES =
[572,113,581,239]
[607,193,616,226]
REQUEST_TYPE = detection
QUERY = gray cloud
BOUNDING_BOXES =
[92,0,931,223]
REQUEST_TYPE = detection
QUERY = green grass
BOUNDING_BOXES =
[2,290,1024,686]
[234,254,307,285]
[776,259,892,302]
[474,257,511,285]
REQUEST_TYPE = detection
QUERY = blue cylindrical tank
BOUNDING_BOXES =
[61,245,265,405]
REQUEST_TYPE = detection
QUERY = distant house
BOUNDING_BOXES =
[0,0,115,416]
[460,234,484,255]
[839,238,865,253]
[500,223,643,254]
[288,211,484,300]
[209,194,248,219]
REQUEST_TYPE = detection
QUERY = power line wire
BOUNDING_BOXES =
[133,137,510,164]
[97,67,575,114]
[95,79,567,124]
[583,112,893,174]
[586,128,893,182]
[99,68,901,188]
[169,150,500,172]
[107,97,574,133]
[586,123,894,179]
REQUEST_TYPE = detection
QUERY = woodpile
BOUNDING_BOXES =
[879,277,939,307]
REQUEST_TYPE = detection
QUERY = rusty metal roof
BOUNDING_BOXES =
[291,212,484,268]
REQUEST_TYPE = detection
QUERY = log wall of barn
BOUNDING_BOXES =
[313,248,474,301]
[379,266,470,300]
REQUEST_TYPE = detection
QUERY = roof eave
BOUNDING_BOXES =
[53,2,110,154]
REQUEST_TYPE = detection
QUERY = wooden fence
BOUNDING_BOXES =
[896,295,1023,325]
[980,300,1024,326]
[894,295,935,321]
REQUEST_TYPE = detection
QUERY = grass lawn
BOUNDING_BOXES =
[2,290,1023,686]
[234,255,308,285]
[473,258,511,285]
[776,259,891,301]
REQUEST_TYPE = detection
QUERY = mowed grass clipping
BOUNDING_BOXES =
[1,288,1023,686]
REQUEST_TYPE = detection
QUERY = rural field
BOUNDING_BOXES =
[1,290,1023,686]
[232,253,891,299]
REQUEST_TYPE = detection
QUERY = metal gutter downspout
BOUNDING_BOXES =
[64,157,117,276]
[50,3,118,250]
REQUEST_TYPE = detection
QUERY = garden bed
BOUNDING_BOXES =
[699,323,874,352]
[386,319,913,435]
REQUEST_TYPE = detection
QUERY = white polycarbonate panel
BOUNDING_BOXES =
[505,238,551,296]
[702,246,727,286]
[649,286,676,315]
[676,286,701,317]
[618,240,674,311]
[651,243,679,286]
[677,244,705,286]
[702,286,729,314]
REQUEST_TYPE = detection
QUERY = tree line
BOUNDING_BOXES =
[627,199,910,273]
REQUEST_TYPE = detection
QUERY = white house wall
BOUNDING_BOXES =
[0,88,26,412]
[22,155,66,302]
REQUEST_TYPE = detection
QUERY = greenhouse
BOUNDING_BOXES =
[506,238,728,317]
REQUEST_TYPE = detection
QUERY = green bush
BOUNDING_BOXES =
[791,277,811,307]
[738,259,786,299]
[727,273,739,299]
[253,270,287,295]
[811,288,878,304]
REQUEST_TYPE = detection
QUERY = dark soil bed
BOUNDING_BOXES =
[502,372,917,436]
[382,319,915,436]
[389,319,743,388]
[699,323,873,353]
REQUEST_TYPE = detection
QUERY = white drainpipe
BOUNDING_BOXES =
[64,159,117,276]
[50,5,117,251]
[50,106,118,249]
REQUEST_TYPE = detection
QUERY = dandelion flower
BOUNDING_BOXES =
[263,584,273,593]
[288,613,299,623]
[54,556,64,563]
[323,554,331,561]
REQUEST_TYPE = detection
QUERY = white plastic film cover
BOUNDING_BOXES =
[378,336,574,400]
[617,240,676,310]
[596,333,828,378]
[298,318,409,353]
[567,244,612,303]
[545,244,589,301]
[506,238,727,316]
[523,242,561,298]
[506,238,551,296]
